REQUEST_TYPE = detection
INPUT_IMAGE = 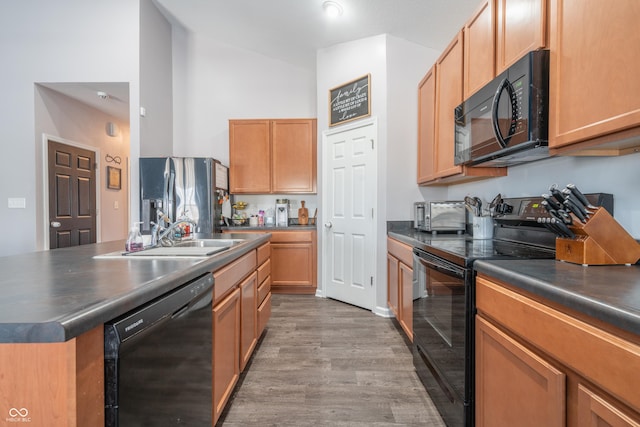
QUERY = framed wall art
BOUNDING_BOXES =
[107,166,121,190]
[329,74,371,127]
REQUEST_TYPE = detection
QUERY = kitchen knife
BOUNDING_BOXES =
[538,217,565,237]
[542,194,563,211]
[566,183,597,209]
[563,198,588,223]
[556,209,573,225]
[562,188,594,215]
[550,217,575,239]
[549,186,566,204]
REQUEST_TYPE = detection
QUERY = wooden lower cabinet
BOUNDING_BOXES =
[213,287,240,425]
[476,315,566,427]
[386,253,400,318]
[212,242,272,425]
[239,272,258,371]
[476,275,640,427]
[225,230,316,294]
[0,325,104,427]
[387,237,413,340]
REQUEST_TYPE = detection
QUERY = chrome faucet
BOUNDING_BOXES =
[151,211,197,247]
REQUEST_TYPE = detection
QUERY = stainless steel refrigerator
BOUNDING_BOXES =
[139,157,229,235]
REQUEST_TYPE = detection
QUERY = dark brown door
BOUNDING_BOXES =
[48,140,97,249]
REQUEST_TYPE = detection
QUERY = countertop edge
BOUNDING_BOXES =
[0,233,271,343]
[474,260,640,337]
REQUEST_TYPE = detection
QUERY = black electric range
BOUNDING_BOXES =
[410,194,612,427]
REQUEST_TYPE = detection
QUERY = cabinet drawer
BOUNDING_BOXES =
[258,292,272,336]
[257,242,271,265]
[387,237,413,267]
[476,275,640,411]
[270,231,313,243]
[213,250,257,302]
[258,275,271,305]
[257,258,271,285]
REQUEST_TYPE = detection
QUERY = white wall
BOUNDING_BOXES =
[447,152,640,237]
[0,0,141,257]
[386,35,443,220]
[171,27,317,165]
[317,34,440,315]
[35,86,131,244]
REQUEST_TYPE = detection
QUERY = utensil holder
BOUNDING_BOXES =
[555,207,640,265]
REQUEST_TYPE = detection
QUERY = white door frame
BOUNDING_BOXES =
[320,117,378,310]
[41,133,102,250]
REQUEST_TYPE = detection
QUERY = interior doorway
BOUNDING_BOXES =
[322,118,378,310]
[47,139,97,249]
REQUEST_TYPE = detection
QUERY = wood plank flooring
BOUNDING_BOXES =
[218,294,445,426]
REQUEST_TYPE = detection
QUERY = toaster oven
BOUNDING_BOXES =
[414,201,466,233]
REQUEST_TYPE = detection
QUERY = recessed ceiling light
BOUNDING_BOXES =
[323,1,343,18]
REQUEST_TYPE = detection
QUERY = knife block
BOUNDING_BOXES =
[555,207,640,265]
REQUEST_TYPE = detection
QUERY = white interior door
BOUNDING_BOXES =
[322,119,377,310]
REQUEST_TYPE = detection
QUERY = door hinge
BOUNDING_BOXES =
[371,208,374,219]
[370,276,374,287]
[371,139,374,149]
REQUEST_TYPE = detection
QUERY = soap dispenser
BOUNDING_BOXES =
[125,222,144,252]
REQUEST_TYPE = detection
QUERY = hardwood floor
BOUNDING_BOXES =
[218,294,445,426]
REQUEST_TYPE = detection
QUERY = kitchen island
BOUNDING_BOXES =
[0,232,270,427]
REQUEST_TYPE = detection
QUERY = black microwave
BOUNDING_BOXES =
[454,50,549,167]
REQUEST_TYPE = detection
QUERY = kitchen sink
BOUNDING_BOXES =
[94,238,246,259]
[173,239,244,248]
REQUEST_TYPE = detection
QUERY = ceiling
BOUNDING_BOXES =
[154,0,483,70]
[43,0,482,123]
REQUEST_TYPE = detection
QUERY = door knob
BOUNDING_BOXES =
[50,221,61,228]
[324,222,333,229]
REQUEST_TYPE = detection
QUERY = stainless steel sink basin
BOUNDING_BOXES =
[173,239,244,248]
[94,238,246,259]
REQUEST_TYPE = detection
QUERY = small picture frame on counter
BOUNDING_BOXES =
[107,166,121,190]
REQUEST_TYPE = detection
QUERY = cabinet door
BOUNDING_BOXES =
[434,32,464,180]
[476,315,566,427]
[213,288,240,425]
[496,0,546,73]
[386,253,399,318]
[271,242,314,293]
[239,272,258,372]
[549,0,640,150]
[229,120,271,193]
[399,261,413,341]
[577,384,640,427]
[272,119,317,193]
[417,67,436,184]
[464,0,495,99]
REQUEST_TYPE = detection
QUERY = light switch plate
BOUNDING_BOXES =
[8,198,26,209]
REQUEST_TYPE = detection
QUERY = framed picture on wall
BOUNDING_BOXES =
[329,74,371,127]
[107,166,121,190]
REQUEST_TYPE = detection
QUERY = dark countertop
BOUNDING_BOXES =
[474,259,640,337]
[222,224,317,232]
[388,223,640,337]
[0,233,270,344]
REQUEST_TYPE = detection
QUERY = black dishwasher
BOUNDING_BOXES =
[104,273,214,426]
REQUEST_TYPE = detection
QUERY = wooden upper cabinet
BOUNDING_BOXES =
[229,119,317,194]
[464,0,496,99]
[417,32,507,186]
[496,0,547,73]
[229,120,271,193]
[272,119,317,193]
[548,0,640,155]
[417,67,436,184]
[434,32,464,180]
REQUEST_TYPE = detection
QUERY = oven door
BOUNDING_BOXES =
[413,248,472,426]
